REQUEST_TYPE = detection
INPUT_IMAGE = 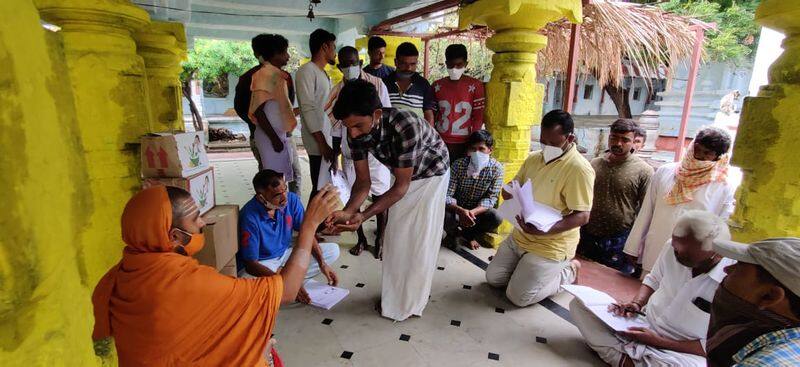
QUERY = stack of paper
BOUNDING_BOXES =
[497,179,563,232]
[329,169,351,206]
[304,279,350,310]
[561,285,650,332]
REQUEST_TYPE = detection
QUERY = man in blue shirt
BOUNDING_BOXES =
[238,169,340,303]
[363,36,394,79]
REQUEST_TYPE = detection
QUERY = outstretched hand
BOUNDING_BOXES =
[324,211,363,234]
[305,184,340,227]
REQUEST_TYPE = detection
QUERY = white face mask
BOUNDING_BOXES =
[447,67,465,80]
[542,143,566,164]
[342,65,361,81]
[467,151,490,177]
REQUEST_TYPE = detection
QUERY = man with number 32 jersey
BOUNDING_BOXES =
[433,44,486,162]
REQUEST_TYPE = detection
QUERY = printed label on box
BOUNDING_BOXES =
[141,131,209,178]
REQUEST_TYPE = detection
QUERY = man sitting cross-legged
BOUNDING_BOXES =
[443,129,503,250]
[570,210,735,367]
[238,169,340,304]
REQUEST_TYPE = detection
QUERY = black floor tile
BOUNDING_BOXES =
[322,318,333,325]
[340,265,349,269]
[399,334,411,342]
[463,284,472,290]
[495,307,505,314]
[340,351,353,359]
[437,266,445,271]
[488,352,500,361]
[355,283,365,288]
[536,336,547,344]
[450,320,461,327]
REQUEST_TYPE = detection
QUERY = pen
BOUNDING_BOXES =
[612,303,647,317]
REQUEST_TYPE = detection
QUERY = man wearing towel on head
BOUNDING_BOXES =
[326,79,450,322]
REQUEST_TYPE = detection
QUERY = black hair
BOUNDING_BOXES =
[259,34,289,61]
[467,130,494,149]
[338,46,359,61]
[541,109,574,135]
[368,36,387,51]
[695,127,732,157]
[309,28,336,56]
[756,266,800,319]
[166,186,194,222]
[445,44,468,62]
[251,33,270,57]
[634,126,646,138]
[332,79,382,120]
[252,169,285,192]
[610,119,639,135]
[396,42,419,58]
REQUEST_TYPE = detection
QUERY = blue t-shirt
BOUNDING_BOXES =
[363,64,395,79]
[237,192,304,269]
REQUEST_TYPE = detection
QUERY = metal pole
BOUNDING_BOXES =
[423,39,430,79]
[674,26,704,161]
[563,23,581,113]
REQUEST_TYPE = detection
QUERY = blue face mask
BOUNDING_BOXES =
[352,117,378,145]
[396,71,414,79]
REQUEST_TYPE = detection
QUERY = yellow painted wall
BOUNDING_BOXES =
[356,35,423,68]
[0,1,99,365]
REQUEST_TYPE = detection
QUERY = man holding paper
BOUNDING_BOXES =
[569,210,735,366]
[486,110,594,307]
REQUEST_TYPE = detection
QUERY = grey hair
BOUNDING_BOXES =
[672,210,731,251]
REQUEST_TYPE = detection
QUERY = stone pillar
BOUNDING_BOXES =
[459,0,582,245]
[355,35,423,68]
[35,0,153,283]
[729,1,800,242]
[135,21,187,132]
[0,1,96,365]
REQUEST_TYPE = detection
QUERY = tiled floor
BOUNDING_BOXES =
[211,153,639,367]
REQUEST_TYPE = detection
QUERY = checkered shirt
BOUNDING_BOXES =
[446,156,504,209]
[733,327,800,367]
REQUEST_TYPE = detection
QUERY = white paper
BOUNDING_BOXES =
[304,279,350,310]
[498,180,563,232]
[329,169,351,205]
[561,285,650,332]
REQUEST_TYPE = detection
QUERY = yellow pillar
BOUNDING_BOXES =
[0,1,97,365]
[136,21,188,132]
[356,35,423,68]
[729,0,800,242]
[459,0,582,246]
[35,0,153,284]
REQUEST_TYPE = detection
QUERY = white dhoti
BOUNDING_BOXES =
[569,299,706,367]
[381,171,449,321]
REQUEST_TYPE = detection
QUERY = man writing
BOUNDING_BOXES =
[296,28,336,199]
[571,210,735,366]
[485,109,593,307]
[238,170,340,304]
[706,237,800,366]
[327,79,450,321]
[578,119,653,275]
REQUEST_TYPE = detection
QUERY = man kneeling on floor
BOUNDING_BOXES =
[238,169,340,303]
[444,129,504,250]
[570,210,735,366]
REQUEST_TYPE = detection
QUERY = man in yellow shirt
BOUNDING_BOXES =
[486,109,595,307]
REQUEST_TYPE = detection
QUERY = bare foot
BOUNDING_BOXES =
[468,240,480,250]
[570,259,582,284]
[372,237,383,259]
[349,241,367,256]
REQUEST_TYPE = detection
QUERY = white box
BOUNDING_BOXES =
[151,167,216,215]
[141,131,209,178]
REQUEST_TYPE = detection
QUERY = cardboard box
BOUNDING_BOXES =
[219,258,238,277]
[152,167,216,215]
[141,131,209,178]
[194,204,239,270]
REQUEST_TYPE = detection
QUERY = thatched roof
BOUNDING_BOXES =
[537,1,701,88]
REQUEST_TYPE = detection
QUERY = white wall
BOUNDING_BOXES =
[542,75,651,116]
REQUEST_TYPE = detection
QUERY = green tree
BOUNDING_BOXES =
[424,14,493,83]
[658,0,760,64]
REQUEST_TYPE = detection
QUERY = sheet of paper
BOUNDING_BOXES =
[329,169,351,205]
[497,197,523,230]
[304,279,350,310]
[562,285,650,332]
[499,180,563,232]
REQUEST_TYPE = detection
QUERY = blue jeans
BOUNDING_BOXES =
[577,229,634,274]
[240,242,340,279]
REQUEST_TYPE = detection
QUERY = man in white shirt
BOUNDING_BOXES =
[570,210,736,367]
[296,28,336,199]
[624,127,736,276]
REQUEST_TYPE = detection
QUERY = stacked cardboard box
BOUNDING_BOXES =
[141,132,215,215]
[140,132,239,277]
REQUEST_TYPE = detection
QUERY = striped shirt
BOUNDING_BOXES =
[733,327,800,366]
[383,72,436,119]
[348,108,448,181]
[446,156,504,209]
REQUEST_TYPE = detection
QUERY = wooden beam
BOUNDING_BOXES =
[563,23,581,113]
[371,0,461,32]
[674,26,705,161]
